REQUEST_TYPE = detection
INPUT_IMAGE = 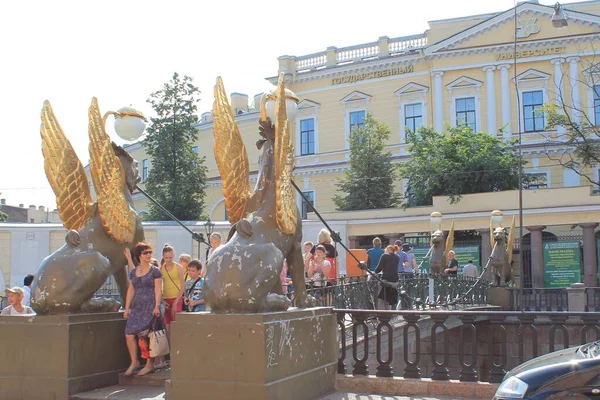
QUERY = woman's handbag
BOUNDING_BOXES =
[149,316,170,358]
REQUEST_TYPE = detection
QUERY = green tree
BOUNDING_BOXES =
[0,193,7,222]
[333,114,401,211]
[541,103,600,186]
[398,126,525,207]
[144,73,207,221]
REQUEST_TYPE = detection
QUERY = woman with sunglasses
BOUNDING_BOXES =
[123,242,163,376]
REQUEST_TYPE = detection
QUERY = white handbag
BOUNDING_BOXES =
[149,317,170,358]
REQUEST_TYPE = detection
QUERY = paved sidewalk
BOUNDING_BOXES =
[71,385,165,400]
[320,393,480,400]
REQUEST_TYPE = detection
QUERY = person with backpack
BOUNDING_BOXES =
[183,260,205,312]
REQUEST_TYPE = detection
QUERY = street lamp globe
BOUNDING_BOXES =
[491,210,504,227]
[430,211,442,232]
[551,2,568,28]
[114,106,147,141]
[264,88,299,122]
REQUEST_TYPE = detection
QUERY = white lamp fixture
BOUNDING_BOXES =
[262,88,300,123]
[430,211,443,233]
[110,106,147,141]
[551,2,568,28]
[491,210,504,227]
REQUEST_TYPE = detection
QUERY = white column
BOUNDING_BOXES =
[483,66,497,135]
[551,58,566,135]
[433,71,444,132]
[498,64,511,139]
[567,56,581,126]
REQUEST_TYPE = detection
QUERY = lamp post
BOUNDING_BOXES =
[103,106,147,141]
[491,210,504,230]
[430,211,443,233]
[514,3,568,288]
[204,217,216,263]
[552,2,569,28]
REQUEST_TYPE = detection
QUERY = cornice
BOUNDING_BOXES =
[289,55,425,84]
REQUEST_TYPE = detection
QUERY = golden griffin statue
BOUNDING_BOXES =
[489,211,516,286]
[204,74,313,312]
[31,98,145,314]
[428,212,455,275]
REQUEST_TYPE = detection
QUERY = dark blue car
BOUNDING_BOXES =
[494,341,600,399]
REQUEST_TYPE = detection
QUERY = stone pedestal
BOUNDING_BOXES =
[487,287,512,310]
[0,312,128,400]
[567,282,586,312]
[167,307,336,400]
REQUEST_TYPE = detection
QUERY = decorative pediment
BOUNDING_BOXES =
[515,68,551,82]
[446,76,483,90]
[425,3,600,55]
[395,82,429,97]
[298,99,320,110]
[340,90,372,104]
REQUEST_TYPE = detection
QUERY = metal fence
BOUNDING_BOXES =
[508,288,569,311]
[288,274,489,310]
[335,309,600,383]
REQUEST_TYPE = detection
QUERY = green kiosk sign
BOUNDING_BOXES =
[543,241,581,288]
[411,245,480,276]
[454,246,481,276]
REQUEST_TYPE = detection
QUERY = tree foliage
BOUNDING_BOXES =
[398,126,525,207]
[0,193,7,222]
[143,73,207,221]
[333,114,401,211]
[541,102,600,186]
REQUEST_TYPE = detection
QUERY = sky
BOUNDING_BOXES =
[0,0,583,210]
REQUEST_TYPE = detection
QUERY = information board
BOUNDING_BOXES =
[543,241,581,288]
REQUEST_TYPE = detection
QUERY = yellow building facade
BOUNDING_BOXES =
[122,1,600,287]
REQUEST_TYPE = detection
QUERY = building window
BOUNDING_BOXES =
[192,146,199,154]
[301,191,315,220]
[299,119,315,155]
[523,90,545,132]
[142,159,148,182]
[404,103,423,137]
[526,172,548,189]
[455,97,476,131]
[349,110,366,132]
[594,85,600,125]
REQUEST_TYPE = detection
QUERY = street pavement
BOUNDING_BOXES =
[320,393,482,400]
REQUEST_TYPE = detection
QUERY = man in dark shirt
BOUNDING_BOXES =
[444,250,458,275]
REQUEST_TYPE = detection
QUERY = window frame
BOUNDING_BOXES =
[403,102,424,139]
[141,159,149,182]
[299,190,315,220]
[524,169,551,190]
[299,118,316,156]
[454,96,477,131]
[521,89,546,133]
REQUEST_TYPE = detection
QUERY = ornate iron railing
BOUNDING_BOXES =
[586,287,600,311]
[288,274,489,310]
[508,288,568,311]
[335,309,600,383]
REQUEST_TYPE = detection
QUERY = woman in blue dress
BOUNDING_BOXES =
[123,242,163,376]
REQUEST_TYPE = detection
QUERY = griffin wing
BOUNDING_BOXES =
[274,74,298,235]
[88,97,137,243]
[490,219,495,248]
[40,101,94,231]
[507,216,516,264]
[212,77,250,224]
[444,220,455,266]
